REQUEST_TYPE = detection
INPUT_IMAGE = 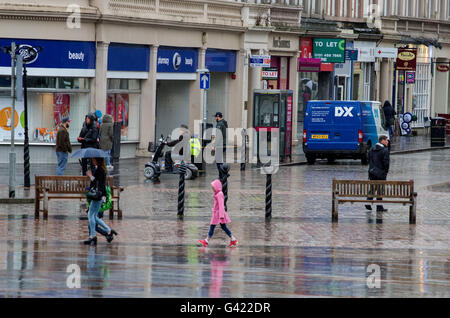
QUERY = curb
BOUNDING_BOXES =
[0,198,35,204]
[390,145,450,155]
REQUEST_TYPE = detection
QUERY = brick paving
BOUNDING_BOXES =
[0,147,449,297]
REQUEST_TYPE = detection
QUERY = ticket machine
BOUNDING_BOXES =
[253,89,294,162]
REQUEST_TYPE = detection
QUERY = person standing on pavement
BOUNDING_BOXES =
[84,157,117,245]
[366,135,390,212]
[198,179,238,248]
[213,112,228,180]
[382,101,396,138]
[78,113,99,176]
[99,114,114,170]
[55,117,72,176]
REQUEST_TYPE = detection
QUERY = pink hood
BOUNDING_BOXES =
[210,179,231,225]
[211,179,222,193]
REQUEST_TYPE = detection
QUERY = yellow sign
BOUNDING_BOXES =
[398,51,416,61]
[311,134,328,140]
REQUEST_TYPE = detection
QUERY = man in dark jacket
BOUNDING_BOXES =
[78,113,99,175]
[100,114,114,169]
[55,117,72,175]
[213,112,228,180]
[366,135,390,212]
[382,101,396,137]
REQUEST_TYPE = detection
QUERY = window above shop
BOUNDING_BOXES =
[107,79,141,92]
[0,76,89,90]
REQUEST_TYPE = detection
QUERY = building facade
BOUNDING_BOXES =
[0,0,448,164]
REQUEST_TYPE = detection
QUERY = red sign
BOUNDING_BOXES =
[320,63,334,72]
[396,48,417,71]
[53,94,70,127]
[285,95,293,156]
[300,38,313,59]
[437,64,450,72]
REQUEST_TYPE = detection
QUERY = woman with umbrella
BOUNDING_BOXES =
[72,148,117,245]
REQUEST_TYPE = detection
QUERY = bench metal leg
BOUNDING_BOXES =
[409,193,417,224]
[43,191,49,219]
[332,193,339,222]
[35,197,40,219]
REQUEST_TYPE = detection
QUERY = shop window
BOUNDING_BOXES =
[0,76,90,143]
[298,72,319,122]
[106,79,141,141]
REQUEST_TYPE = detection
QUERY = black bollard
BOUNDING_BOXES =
[177,163,187,218]
[265,173,272,219]
[220,163,230,211]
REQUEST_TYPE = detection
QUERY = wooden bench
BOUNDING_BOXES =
[332,179,417,224]
[35,176,123,219]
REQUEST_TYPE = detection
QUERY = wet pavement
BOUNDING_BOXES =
[0,144,450,297]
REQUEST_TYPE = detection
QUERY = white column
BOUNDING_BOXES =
[94,42,109,114]
[137,45,158,156]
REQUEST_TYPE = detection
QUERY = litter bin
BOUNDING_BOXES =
[431,117,446,147]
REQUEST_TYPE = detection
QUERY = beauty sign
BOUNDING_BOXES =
[396,48,417,71]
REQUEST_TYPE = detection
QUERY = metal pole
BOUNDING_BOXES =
[203,89,207,124]
[23,63,30,189]
[265,173,272,219]
[177,163,187,218]
[220,163,230,211]
[9,42,16,198]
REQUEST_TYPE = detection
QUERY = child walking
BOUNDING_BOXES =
[199,179,238,248]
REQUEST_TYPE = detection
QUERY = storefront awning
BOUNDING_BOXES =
[399,35,442,49]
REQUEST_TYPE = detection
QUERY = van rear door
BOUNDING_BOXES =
[306,101,361,151]
[331,101,361,150]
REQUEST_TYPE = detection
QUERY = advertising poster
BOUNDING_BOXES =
[117,94,129,128]
[107,94,116,120]
[53,93,70,127]
[286,95,293,156]
[0,97,25,141]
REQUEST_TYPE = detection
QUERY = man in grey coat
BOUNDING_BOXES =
[100,114,114,169]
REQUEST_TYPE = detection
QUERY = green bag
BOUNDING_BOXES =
[87,186,112,213]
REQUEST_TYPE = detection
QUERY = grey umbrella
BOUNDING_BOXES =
[71,147,108,159]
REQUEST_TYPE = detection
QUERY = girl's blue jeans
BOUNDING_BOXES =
[208,224,232,238]
[88,199,111,237]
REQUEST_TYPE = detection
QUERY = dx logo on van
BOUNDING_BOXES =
[335,107,354,118]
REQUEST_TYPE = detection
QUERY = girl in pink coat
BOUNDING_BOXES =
[198,179,238,248]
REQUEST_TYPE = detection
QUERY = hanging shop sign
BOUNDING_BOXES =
[313,39,346,63]
[396,48,417,71]
[374,48,398,59]
[437,64,450,72]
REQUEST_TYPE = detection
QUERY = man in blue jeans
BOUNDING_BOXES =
[55,117,72,175]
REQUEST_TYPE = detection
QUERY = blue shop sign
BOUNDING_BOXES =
[0,38,95,69]
[205,49,236,72]
[157,47,198,73]
[108,43,150,72]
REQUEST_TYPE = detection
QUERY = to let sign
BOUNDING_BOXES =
[396,48,417,71]
[313,39,346,63]
[262,68,278,80]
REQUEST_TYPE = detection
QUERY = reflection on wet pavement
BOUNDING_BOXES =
[1,242,448,298]
[0,150,450,297]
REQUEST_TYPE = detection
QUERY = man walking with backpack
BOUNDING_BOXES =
[366,135,390,212]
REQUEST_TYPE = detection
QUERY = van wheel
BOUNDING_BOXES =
[306,155,316,165]
[361,152,369,165]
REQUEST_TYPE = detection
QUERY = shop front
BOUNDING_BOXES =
[155,47,198,140]
[0,38,95,164]
[107,43,148,157]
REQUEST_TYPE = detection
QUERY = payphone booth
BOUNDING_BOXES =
[253,89,294,163]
